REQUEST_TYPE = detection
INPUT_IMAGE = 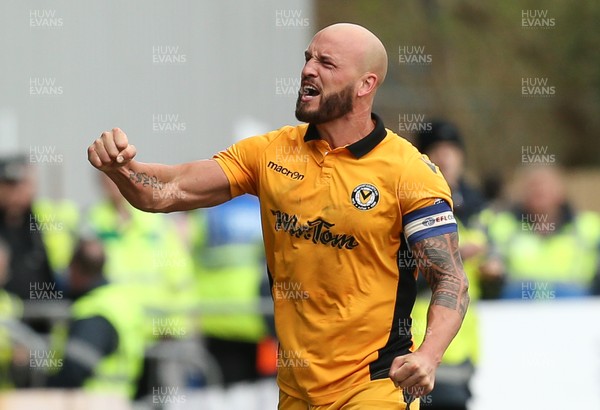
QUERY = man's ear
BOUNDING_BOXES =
[357,73,378,97]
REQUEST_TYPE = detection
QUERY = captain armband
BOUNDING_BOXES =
[403,200,457,246]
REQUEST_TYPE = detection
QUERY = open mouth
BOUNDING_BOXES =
[300,84,321,101]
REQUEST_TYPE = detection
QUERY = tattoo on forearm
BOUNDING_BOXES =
[129,171,164,190]
[413,232,470,318]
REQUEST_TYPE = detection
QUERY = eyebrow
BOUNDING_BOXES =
[304,50,336,65]
[320,54,335,64]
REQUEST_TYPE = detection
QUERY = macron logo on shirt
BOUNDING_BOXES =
[267,161,305,181]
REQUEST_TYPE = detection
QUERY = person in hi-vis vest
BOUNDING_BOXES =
[190,194,273,386]
[480,164,600,299]
[86,173,195,341]
[0,238,24,390]
[47,238,146,399]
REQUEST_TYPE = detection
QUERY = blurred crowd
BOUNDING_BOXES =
[411,120,600,410]
[0,155,276,405]
[1,120,600,409]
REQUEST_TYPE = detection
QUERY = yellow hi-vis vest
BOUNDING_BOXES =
[189,197,268,343]
[86,201,193,289]
[486,210,600,286]
[86,201,195,340]
[195,262,267,342]
[32,199,80,275]
[71,284,146,399]
[0,289,23,390]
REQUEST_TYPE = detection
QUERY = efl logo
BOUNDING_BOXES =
[275,9,309,28]
[29,10,63,28]
[521,77,555,97]
[398,45,432,65]
[29,77,63,95]
[420,212,455,228]
[398,113,432,133]
[152,46,187,64]
[522,10,555,28]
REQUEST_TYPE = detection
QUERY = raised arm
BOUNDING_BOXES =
[87,128,231,212]
[389,231,470,397]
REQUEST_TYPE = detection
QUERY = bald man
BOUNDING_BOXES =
[88,23,469,409]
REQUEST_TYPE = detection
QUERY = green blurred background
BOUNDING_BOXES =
[318,0,600,177]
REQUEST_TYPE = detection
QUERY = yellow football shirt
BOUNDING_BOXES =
[213,114,455,405]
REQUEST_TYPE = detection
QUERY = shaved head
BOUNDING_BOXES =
[313,23,388,87]
[295,23,388,124]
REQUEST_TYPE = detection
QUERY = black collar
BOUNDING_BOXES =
[303,113,387,158]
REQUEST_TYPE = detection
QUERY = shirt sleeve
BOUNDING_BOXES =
[213,134,271,198]
[399,154,457,246]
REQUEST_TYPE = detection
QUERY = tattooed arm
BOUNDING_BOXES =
[389,231,469,397]
[88,128,231,212]
[413,232,469,357]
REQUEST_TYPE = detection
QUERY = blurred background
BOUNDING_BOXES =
[1,1,599,409]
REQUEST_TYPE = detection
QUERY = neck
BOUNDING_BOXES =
[315,107,375,149]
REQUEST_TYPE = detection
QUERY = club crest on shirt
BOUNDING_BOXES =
[351,183,380,211]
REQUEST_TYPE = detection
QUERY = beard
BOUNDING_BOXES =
[295,84,354,124]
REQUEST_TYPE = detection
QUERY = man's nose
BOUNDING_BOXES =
[301,58,318,79]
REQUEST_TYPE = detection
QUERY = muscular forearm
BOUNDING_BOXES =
[418,301,468,365]
[413,232,470,363]
[105,160,182,212]
[88,128,231,212]
[106,159,231,213]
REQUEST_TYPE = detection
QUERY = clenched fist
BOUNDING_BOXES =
[88,128,137,172]
[389,351,436,398]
